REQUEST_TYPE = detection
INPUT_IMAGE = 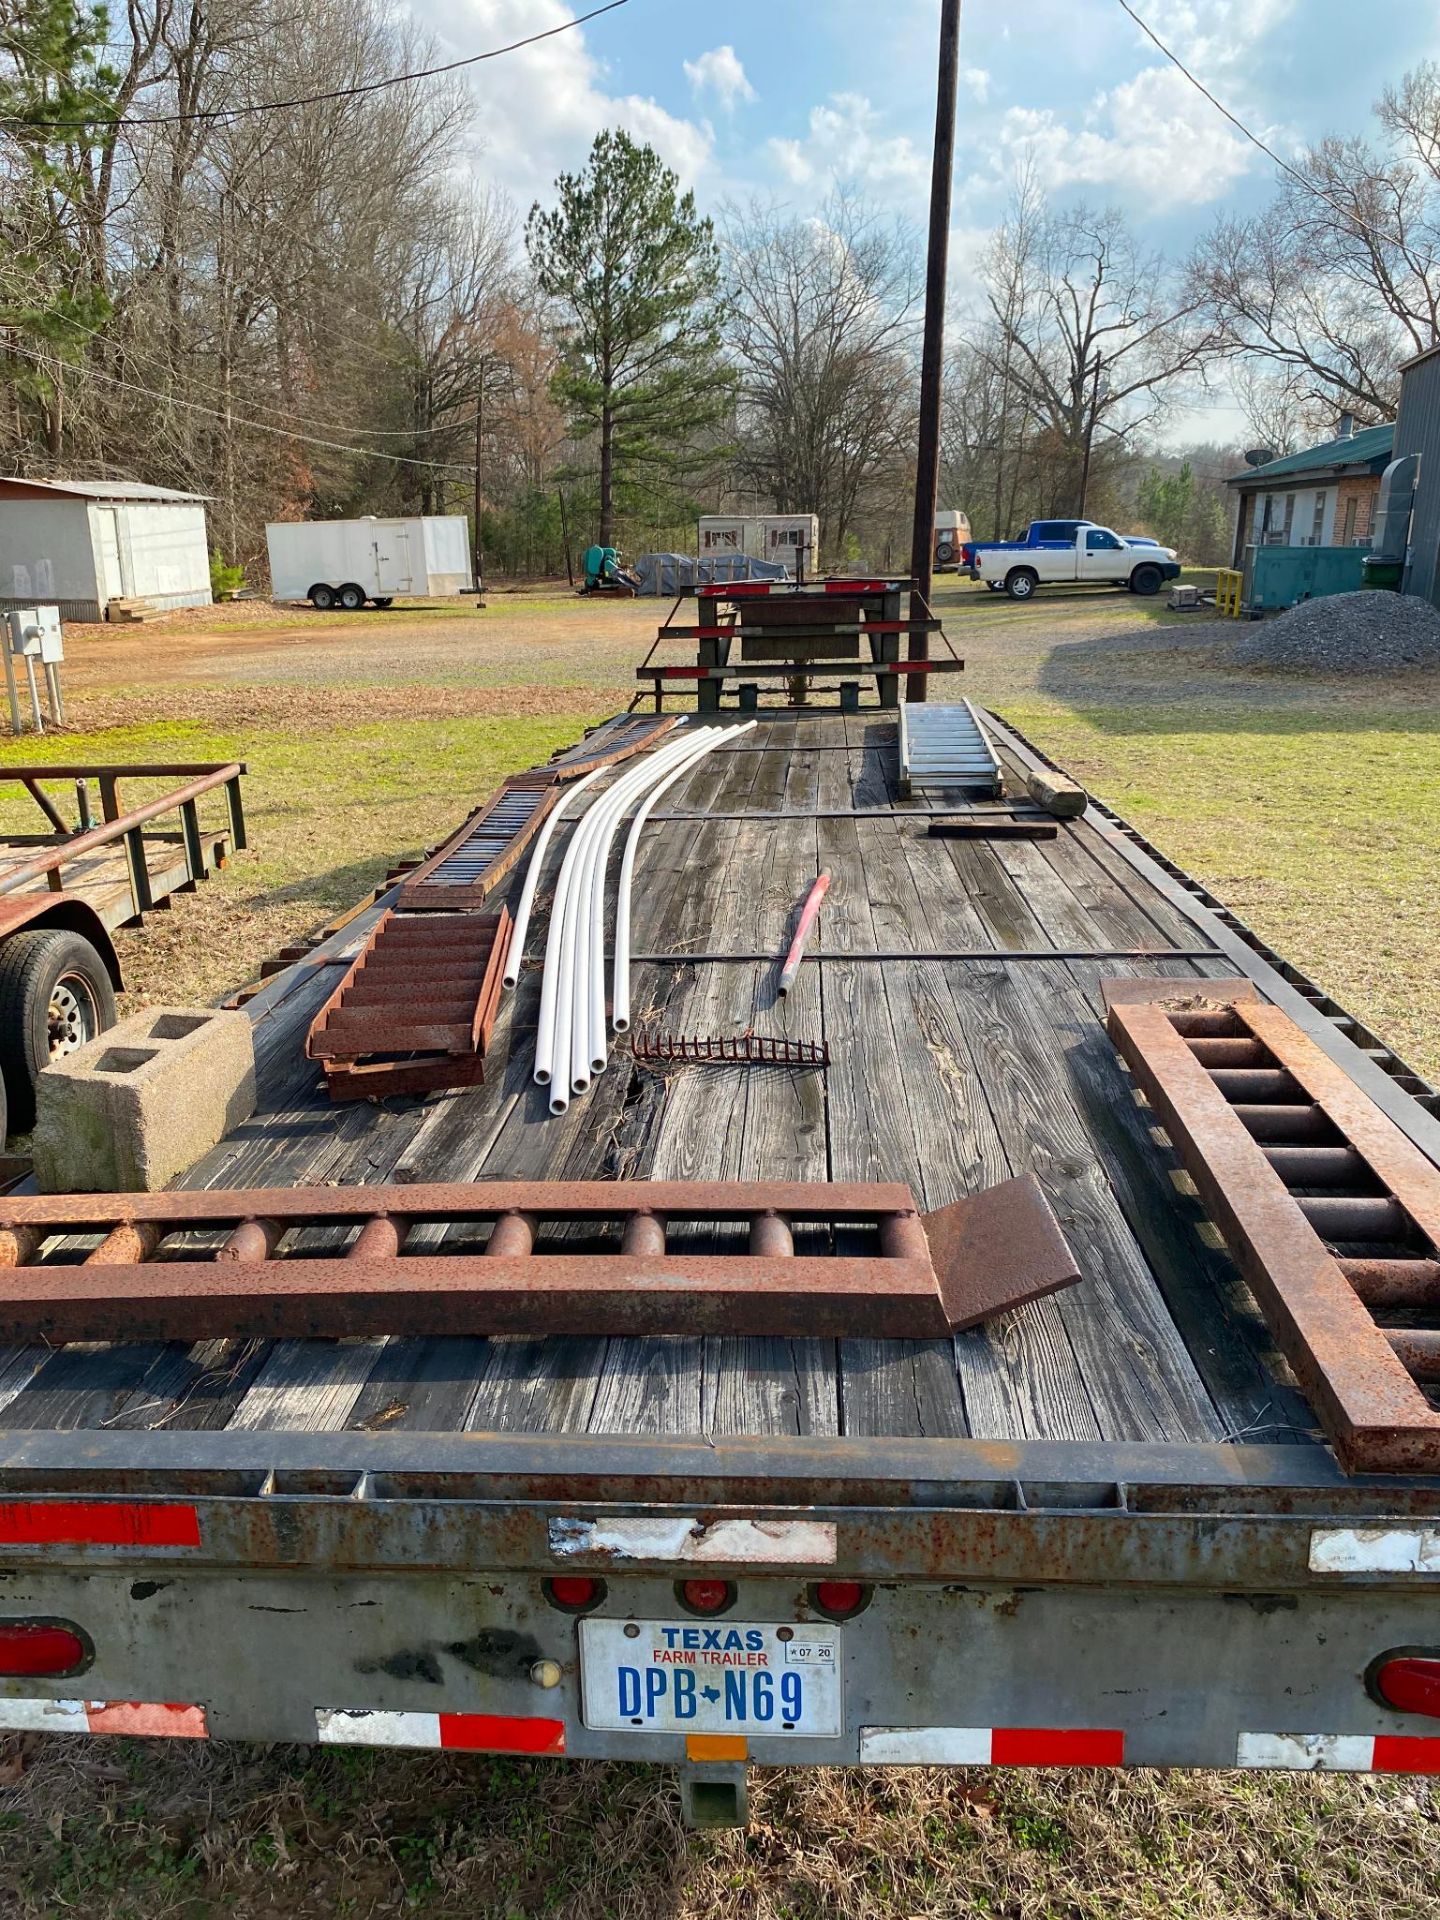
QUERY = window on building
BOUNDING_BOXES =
[1312,492,1327,545]
[1342,496,1358,545]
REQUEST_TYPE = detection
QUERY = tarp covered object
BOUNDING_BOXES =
[633,551,790,595]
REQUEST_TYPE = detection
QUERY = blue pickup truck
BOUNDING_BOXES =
[960,520,1180,600]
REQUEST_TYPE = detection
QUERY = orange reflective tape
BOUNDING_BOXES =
[686,1734,748,1762]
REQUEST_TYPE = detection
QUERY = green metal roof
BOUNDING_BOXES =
[1228,422,1393,486]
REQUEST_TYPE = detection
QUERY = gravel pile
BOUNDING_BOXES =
[1233,589,1440,674]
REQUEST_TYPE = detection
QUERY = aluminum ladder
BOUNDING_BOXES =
[897,698,1003,797]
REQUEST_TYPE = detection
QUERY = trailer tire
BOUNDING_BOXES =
[986,579,1004,592]
[0,929,117,1131]
[308,583,336,611]
[1130,563,1164,596]
[1005,567,1038,600]
[372,597,394,609]
[338,583,367,611]
[0,1068,6,1146]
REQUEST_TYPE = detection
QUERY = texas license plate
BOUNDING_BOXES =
[579,1619,843,1737]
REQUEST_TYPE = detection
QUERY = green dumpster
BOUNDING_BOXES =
[1361,553,1404,591]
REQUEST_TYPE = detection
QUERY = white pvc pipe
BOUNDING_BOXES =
[573,728,708,1087]
[612,723,744,1036]
[505,760,611,991]
[585,724,718,1077]
[532,728,701,1107]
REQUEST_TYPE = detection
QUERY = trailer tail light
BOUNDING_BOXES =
[544,1576,605,1614]
[811,1581,870,1621]
[0,1621,91,1678]
[1371,1653,1440,1720]
[677,1579,735,1616]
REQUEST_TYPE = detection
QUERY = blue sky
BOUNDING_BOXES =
[420,0,1440,444]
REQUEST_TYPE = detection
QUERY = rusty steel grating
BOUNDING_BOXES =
[630,1029,831,1068]
[307,906,512,1102]
[546,714,676,778]
[0,1175,1080,1344]
[1107,992,1440,1473]
[397,781,558,912]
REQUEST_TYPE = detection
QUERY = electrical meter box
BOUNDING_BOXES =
[6,606,63,662]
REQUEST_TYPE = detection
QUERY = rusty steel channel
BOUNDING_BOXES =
[1107,993,1440,1474]
[629,1030,831,1067]
[0,1175,1079,1344]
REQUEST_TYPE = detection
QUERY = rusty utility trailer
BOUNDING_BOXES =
[0,762,246,1134]
[0,710,1438,1827]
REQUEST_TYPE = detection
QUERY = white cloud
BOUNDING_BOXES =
[429,0,713,208]
[961,66,990,104]
[767,93,929,196]
[683,45,756,110]
[994,63,1257,207]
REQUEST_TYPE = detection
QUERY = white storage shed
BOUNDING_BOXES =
[761,514,820,574]
[698,515,762,560]
[0,477,212,622]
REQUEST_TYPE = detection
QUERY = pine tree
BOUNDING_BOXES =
[525,130,732,545]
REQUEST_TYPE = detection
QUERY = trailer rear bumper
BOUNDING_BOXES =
[1,1432,1439,1792]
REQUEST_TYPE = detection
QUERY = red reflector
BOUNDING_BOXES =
[1376,1658,1440,1720]
[437,1712,565,1756]
[0,1623,88,1677]
[681,1579,732,1614]
[992,1727,1125,1767]
[814,1581,865,1618]
[0,1500,200,1548]
[548,1577,599,1611]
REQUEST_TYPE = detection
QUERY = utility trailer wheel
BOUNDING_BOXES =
[1130,563,1164,596]
[309,583,336,610]
[0,929,117,1131]
[338,583,367,611]
[985,579,1004,592]
[372,597,394,608]
[1005,567,1038,600]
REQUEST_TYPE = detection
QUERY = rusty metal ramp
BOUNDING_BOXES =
[307,906,511,1101]
[0,1175,1078,1343]
[1108,989,1440,1473]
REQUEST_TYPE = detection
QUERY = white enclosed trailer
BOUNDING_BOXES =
[0,477,212,622]
[265,516,474,609]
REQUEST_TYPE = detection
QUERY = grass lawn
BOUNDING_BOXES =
[1,580,1438,1917]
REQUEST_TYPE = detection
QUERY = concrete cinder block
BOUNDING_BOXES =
[33,1006,256,1193]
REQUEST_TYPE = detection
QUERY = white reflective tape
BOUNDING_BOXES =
[316,1708,442,1749]
[1237,1732,1376,1771]
[1308,1527,1440,1574]
[548,1515,838,1565]
[860,1726,992,1765]
[0,1697,88,1733]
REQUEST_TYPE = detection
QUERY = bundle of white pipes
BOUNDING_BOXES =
[510,719,756,1115]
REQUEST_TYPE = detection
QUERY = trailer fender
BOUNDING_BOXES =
[0,896,123,988]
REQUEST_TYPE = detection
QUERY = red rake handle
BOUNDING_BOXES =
[778,870,831,996]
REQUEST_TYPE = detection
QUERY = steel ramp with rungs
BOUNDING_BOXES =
[897,698,1003,797]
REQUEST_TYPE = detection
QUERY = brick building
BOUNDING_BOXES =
[1226,419,1393,568]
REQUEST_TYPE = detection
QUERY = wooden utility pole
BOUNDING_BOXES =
[906,0,962,703]
[473,360,486,594]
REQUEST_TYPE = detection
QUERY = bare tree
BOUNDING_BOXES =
[723,192,919,559]
[978,196,1224,518]
[1188,63,1440,437]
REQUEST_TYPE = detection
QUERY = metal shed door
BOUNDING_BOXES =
[95,508,126,602]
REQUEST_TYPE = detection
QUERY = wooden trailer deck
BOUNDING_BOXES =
[2,712,1433,1447]
[0,830,230,929]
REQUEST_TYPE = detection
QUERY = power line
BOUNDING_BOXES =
[1114,0,1436,268]
[6,338,477,474]
[0,0,626,131]
[53,308,485,439]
